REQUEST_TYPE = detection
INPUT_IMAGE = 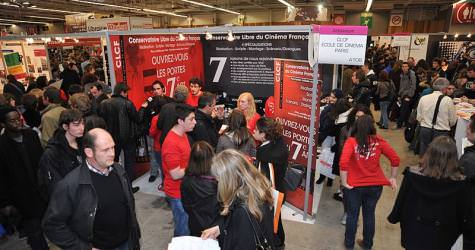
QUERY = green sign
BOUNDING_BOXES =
[360,12,373,28]
[4,52,21,67]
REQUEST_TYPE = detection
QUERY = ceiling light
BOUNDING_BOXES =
[71,0,140,11]
[365,0,373,12]
[227,30,235,41]
[142,8,187,18]
[25,15,65,20]
[25,38,34,43]
[278,0,295,9]
[454,33,459,38]
[178,33,186,41]
[0,22,13,26]
[443,34,448,39]
[28,6,82,14]
[23,1,29,4]
[453,0,467,6]
[0,18,48,24]
[468,33,472,38]
[182,0,240,15]
[205,31,213,40]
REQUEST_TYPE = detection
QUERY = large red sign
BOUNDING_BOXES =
[273,59,321,214]
[452,2,475,24]
[110,34,205,108]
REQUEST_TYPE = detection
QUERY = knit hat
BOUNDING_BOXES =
[174,85,189,103]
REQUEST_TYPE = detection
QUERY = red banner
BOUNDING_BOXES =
[33,49,46,57]
[452,2,475,24]
[273,59,321,214]
[110,34,205,108]
[46,38,102,48]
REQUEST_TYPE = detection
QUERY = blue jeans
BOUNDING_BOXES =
[344,186,383,249]
[150,150,163,181]
[379,101,391,128]
[166,196,190,236]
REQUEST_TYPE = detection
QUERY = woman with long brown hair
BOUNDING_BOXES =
[216,109,256,157]
[201,149,274,250]
[388,136,467,250]
[340,114,400,249]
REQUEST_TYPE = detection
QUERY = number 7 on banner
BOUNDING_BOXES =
[291,141,303,160]
[209,57,227,82]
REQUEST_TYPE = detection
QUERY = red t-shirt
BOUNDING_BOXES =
[339,135,400,187]
[186,92,202,107]
[161,130,191,198]
[149,115,162,151]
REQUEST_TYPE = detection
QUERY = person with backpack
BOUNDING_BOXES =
[375,71,396,129]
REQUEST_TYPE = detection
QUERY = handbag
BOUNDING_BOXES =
[242,205,273,250]
[283,165,304,191]
[258,163,284,234]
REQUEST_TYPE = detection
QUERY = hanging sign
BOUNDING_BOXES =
[313,25,368,66]
[389,14,403,26]
[452,2,475,25]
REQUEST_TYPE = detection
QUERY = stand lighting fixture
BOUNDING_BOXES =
[365,0,373,12]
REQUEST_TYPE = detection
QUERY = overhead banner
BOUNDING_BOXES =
[86,17,153,32]
[65,13,94,33]
[202,32,308,100]
[313,25,368,66]
[452,2,475,25]
[409,34,429,62]
[392,36,411,60]
[110,34,204,108]
[273,58,321,214]
[439,41,475,62]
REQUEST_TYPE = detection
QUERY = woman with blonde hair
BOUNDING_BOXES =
[201,149,275,250]
[237,92,261,134]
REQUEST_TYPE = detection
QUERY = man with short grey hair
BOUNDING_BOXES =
[416,77,457,156]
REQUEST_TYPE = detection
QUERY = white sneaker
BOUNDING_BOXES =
[340,213,347,225]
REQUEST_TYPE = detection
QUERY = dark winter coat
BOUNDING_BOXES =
[181,175,221,237]
[318,104,335,144]
[388,167,467,250]
[22,108,41,128]
[98,95,140,144]
[42,162,140,250]
[190,109,222,148]
[157,101,178,145]
[219,200,275,250]
[459,145,475,178]
[351,79,371,107]
[256,138,288,193]
[60,68,80,93]
[0,129,46,234]
[38,129,83,199]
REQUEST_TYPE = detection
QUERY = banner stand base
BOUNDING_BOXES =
[281,203,315,224]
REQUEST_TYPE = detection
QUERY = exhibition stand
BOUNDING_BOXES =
[0,24,369,222]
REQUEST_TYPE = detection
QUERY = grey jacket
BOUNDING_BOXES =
[42,162,140,250]
[399,70,416,98]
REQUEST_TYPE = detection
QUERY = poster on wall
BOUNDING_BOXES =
[22,43,51,79]
[86,17,130,32]
[110,34,204,108]
[439,41,475,62]
[4,52,26,79]
[273,58,321,214]
[452,2,475,25]
[202,32,308,110]
[409,34,429,62]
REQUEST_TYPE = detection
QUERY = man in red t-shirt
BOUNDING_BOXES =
[185,77,203,107]
[161,103,196,236]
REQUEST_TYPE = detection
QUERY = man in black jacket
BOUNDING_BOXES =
[190,92,223,148]
[98,83,143,192]
[460,114,475,177]
[3,74,25,104]
[157,84,189,145]
[38,109,84,199]
[0,106,48,249]
[42,128,141,250]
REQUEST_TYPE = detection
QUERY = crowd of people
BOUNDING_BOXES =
[0,42,475,250]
